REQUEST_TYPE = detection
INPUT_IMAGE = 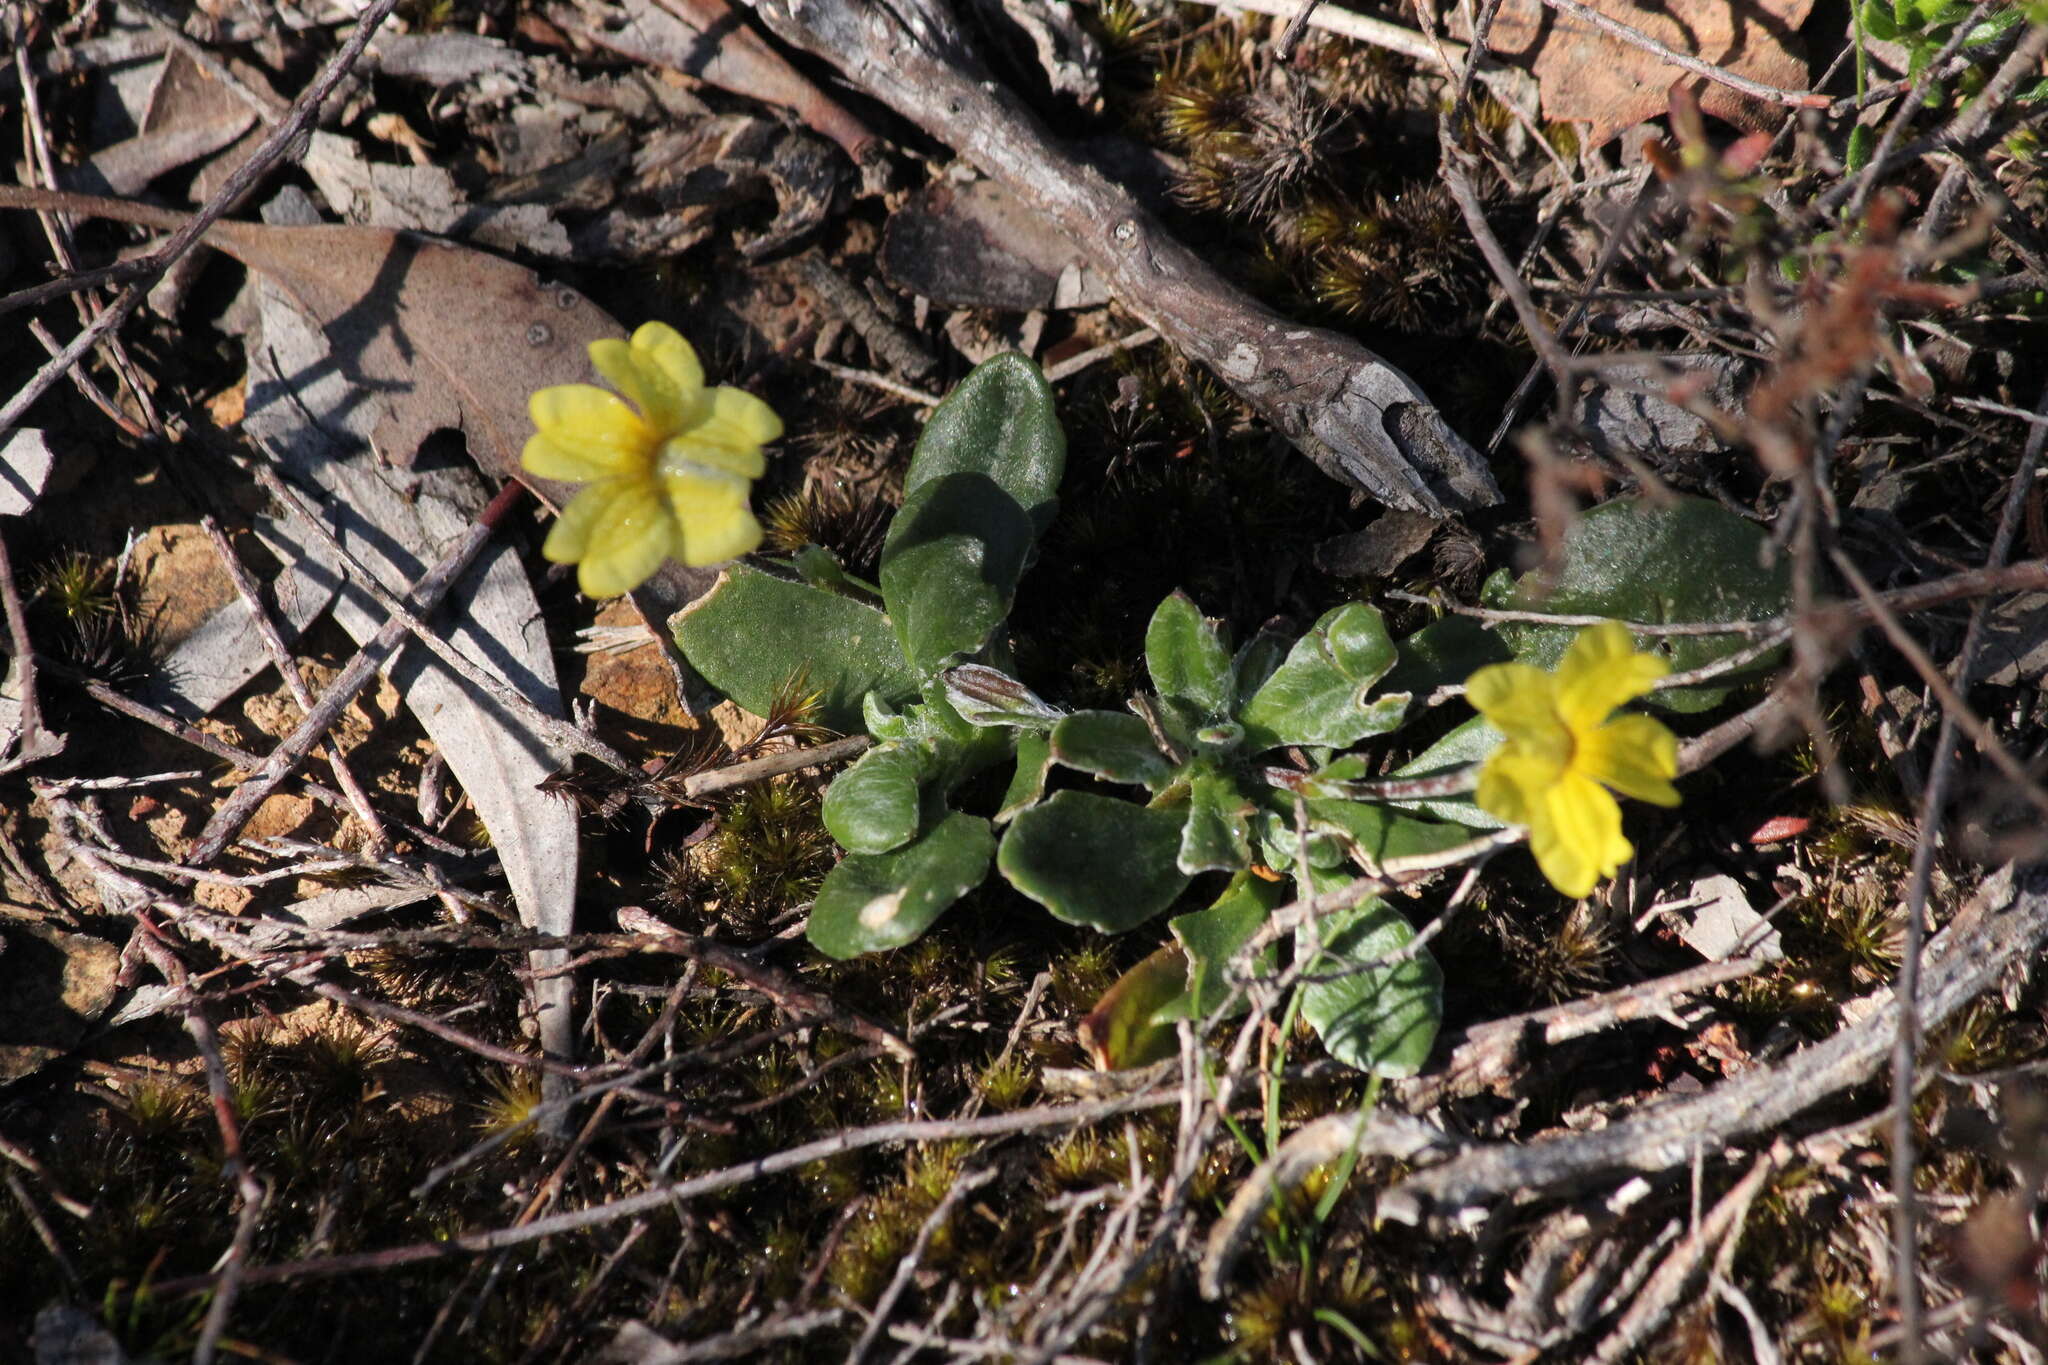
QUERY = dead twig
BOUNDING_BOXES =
[617,906,912,1060]
[1441,130,1575,410]
[1042,328,1160,383]
[745,0,1499,514]
[848,1166,997,1363]
[679,734,868,799]
[185,480,526,866]
[198,516,391,853]
[142,1084,1198,1299]
[1536,0,1829,109]
[248,462,643,780]
[1590,1149,1781,1361]
[0,0,404,444]
[0,525,64,774]
[1883,377,2048,1364]
[1378,862,2048,1223]
[797,253,937,381]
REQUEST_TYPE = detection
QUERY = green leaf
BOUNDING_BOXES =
[1230,623,1291,711]
[1239,603,1404,750]
[1965,6,2025,43]
[1298,897,1441,1076]
[904,353,1065,535]
[863,692,917,743]
[1160,871,1288,1021]
[1390,714,1505,828]
[1050,711,1176,790]
[790,544,880,601]
[1482,496,1792,712]
[997,731,1054,823]
[1847,124,1876,172]
[673,564,918,733]
[940,664,1064,730]
[1145,592,1235,719]
[1861,0,1899,39]
[1179,770,1254,874]
[1300,799,1480,866]
[1380,614,1512,702]
[807,812,995,958]
[880,472,1037,676]
[821,743,928,854]
[1078,945,1189,1069]
[1253,809,1349,874]
[997,791,1191,932]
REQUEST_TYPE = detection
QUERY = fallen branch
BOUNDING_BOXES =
[1377,861,2048,1224]
[743,0,1500,515]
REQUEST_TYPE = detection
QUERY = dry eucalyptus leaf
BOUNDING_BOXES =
[144,515,341,718]
[0,184,717,637]
[241,216,583,1089]
[0,428,56,515]
[1473,0,1815,145]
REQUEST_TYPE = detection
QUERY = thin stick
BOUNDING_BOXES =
[13,26,160,438]
[199,517,391,852]
[127,930,266,1365]
[0,528,62,775]
[848,1167,998,1364]
[1042,328,1161,383]
[806,358,942,407]
[0,0,404,446]
[248,462,642,778]
[680,734,869,799]
[1442,130,1575,406]
[185,480,525,866]
[1830,551,2048,824]
[1886,379,2048,1364]
[617,907,913,1060]
[1538,0,1829,109]
[61,671,472,857]
[1175,0,1467,70]
[142,1085,1197,1297]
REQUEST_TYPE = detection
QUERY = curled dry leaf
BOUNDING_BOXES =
[1470,0,1816,145]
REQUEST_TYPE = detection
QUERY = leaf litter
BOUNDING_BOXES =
[1,0,2046,1359]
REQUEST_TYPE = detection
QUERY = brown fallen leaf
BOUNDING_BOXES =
[0,183,719,631]
[1472,0,1815,145]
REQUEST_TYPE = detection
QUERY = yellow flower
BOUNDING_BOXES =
[522,321,782,598]
[1467,621,1680,898]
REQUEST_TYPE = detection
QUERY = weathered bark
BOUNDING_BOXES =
[746,0,1501,515]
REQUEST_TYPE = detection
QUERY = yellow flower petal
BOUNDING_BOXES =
[541,480,631,564]
[663,469,764,566]
[1528,772,1630,898]
[658,433,766,482]
[1475,742,1564,828]
[1579,713,1681,807]
[1466,662,1564,745]
[632,321,705,408]
[666,387,782,473]
[1554,620,1667,733]
[526,385,651,479]
[589,323,705,435]
[573,480,676,598]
